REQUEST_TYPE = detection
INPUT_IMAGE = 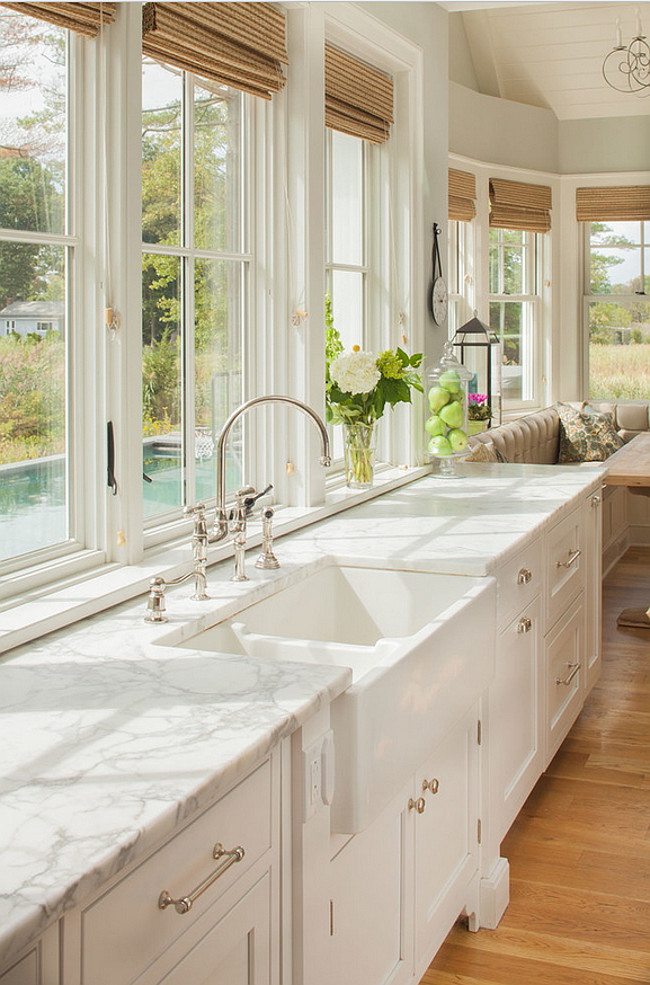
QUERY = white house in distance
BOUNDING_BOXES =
[0,301,64,338]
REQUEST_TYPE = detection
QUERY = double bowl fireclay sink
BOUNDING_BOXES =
[168,559,496,833]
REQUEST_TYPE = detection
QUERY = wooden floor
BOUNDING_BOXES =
[421,546,650,985]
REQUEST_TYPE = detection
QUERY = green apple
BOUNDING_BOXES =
[448,428,468,452]
[428,435,452,456]
[428,386,450,414]
[425,415,445,437]
[439,401,464,429]
[438,369,461,391]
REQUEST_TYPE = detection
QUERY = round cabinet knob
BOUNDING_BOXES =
[591,494,601,508]
[517,568,532,585]
[408,796,426,814]
[422,777,440,795]
[517,616,533,634]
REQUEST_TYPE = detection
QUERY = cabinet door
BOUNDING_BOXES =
[328,781,411,985]
[0,924,58,985]
[414,708,480,972]
[491,596,543,842]
[545,506,585,633]
[585,490,602,692]
[546,595,585,764]
[152,873,271,985]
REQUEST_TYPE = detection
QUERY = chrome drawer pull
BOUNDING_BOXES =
[158,843,245,915]
[555,662,580,687]
[408,796,426,814]
[422,777,440,795]
[517,568,532,585]
[517,617,532,634]
[556,548,581,569]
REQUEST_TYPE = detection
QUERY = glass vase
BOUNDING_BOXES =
[343,423,376,489]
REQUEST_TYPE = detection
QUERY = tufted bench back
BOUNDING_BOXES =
[467,401,650,464]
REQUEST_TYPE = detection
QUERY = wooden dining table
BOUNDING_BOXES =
[604,432,650,629]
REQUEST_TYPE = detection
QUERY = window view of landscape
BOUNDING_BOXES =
[0,10,68,562]
[142,59,245,519]
[588,221,650,400]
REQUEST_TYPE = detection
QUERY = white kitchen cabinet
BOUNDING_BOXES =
[545,594,585,763]
[62,754,280,985]
[545,504,585,633]
[584,490,602,692]
[490,595,543,843]
[0,925,58,985]
[327,705,481,985]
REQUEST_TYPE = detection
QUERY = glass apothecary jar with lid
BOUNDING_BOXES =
[425,340,472,477]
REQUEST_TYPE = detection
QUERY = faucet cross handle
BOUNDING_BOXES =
[241,483,273,516]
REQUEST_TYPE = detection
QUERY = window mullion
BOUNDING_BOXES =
[183,74,196,508]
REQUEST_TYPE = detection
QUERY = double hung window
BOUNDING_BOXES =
[141,59,249,522]
[584,220,650,400]
[447,219,474,338]
[0,9,72,567]
[489,227,540,406]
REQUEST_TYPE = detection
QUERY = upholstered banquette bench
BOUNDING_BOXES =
[466,401,650,573]
[467,402,650,465]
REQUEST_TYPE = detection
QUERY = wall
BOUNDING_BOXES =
[449,82,559,173]
[448,11,479,91]
[360,2,449,368]
[558,116,650,175]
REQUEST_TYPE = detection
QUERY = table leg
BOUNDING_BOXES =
[617,606,650,629]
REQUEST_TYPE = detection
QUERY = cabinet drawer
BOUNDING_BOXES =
[496,537,542,633]
[545,507,585,632]
[81,759,273,985]
[546,595,584,764]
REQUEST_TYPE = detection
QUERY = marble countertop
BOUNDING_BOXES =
[0,462,604,968]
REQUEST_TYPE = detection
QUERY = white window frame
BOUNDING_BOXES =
[447,218,475,340]
[141,66,254,533]
[0,24,106,598]
[488,226,542,412]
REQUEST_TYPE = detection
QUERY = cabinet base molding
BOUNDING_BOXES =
[478,858,509,930]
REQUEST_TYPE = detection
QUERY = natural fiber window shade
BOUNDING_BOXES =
[449,169,476,222]
[490,178,552,233]
[576,186,650,222]
[325,44,393,145]
[0,2,115,37]
[142,2,287,100]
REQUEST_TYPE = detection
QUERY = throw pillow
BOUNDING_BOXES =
[556,403,624,463]
[466,440,498,463]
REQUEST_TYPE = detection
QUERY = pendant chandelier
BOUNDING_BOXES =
[602,11,650,95]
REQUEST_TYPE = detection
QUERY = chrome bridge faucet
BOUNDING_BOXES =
[208,395,331,581]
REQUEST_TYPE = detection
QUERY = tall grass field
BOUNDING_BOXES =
[590,343,650,400]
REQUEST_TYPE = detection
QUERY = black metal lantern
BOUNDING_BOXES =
[452,313,502,428]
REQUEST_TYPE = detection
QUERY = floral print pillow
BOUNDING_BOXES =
[556,403,624,463]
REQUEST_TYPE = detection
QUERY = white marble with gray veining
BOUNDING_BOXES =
[0,462,604,968]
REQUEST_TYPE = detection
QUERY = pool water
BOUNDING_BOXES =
[0,449,242,562]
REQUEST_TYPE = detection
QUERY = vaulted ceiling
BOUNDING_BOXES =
[444,1,650,120]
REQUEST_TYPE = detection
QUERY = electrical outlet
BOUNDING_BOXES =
[302,731,334,821]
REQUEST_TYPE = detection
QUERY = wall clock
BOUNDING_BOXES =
[429,222,448,325]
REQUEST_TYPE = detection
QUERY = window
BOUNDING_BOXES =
[447,219,474,338]
[489,227,541,406]
[585,220,650,400]
[141,58,249,522]
[0,9,72,566]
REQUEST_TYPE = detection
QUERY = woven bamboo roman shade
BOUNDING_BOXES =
[576,186,650,222]
[489,178,552,233]
[449,169,476,222]
[325,44,393,144]
[0,2,116,37]
[142,2,287,100]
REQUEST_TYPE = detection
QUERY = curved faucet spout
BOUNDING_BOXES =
[211,395,331,542]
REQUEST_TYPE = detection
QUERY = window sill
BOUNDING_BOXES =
[0,463,430,658]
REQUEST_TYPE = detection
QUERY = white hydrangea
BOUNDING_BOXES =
[330,350,380,394]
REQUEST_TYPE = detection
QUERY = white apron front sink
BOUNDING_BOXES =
[176,560,496,833]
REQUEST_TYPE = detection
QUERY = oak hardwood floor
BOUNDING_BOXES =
[420,546,650,985]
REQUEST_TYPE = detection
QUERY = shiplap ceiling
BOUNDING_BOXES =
[455,2,650,120]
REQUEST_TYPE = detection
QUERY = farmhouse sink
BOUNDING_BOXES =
[177,559,496,833]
